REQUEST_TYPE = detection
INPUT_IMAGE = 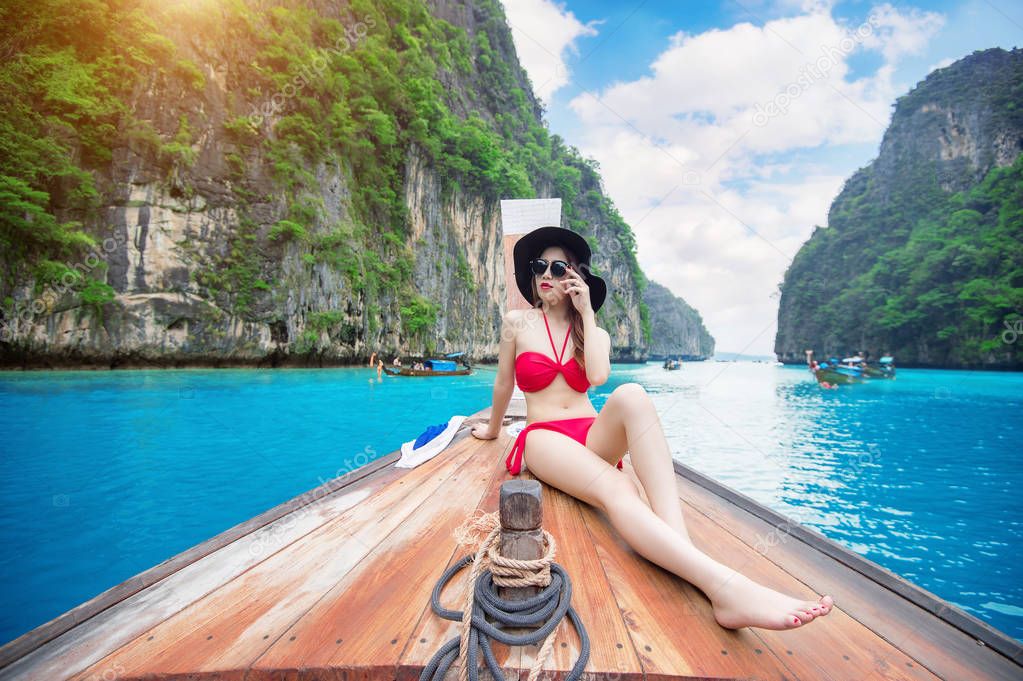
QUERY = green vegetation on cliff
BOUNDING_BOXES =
[0,0,649,350]
[776,48,1023,368]
[783,157,1022,365]
[0,0,154,311]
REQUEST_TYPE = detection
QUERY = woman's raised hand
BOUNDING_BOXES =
[562,265,593,315]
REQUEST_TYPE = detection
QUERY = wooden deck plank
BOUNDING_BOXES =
[514,468,646,680]
[668,487,940,680]
[165,437,481,678]
[68,436,480,681]
[0,443,407,677]
[396,433,523,681]
[247,436,504,678]
[695,515,941,681]
[669,461,1022,681]
[577,478,792,681]
[0,446,411,681]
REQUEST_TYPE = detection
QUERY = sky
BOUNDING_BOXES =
[498,0,1022,355]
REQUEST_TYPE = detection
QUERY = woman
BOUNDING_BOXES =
[471,225,834,631]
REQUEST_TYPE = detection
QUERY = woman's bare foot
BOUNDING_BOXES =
[708,571,834,630]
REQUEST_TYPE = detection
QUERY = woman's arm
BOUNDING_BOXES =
[476,309,518,437]
[582,311,611,386]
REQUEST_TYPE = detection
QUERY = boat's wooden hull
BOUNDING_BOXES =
[815,366,896,384]
[816,368,864,384]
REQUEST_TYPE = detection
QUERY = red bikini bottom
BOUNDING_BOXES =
[505,416,624,475]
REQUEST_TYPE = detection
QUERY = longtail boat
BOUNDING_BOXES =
[383,362,473,377]
[807,351,896,386]
[384,353,473,377]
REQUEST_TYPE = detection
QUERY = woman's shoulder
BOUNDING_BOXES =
[503,308,542,347]
[501,308,527,344]
[503,307,531,328]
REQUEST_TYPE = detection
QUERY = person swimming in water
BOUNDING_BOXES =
[471,225,833,631]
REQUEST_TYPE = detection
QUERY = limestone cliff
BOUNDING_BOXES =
[642,281,714,359]
[774,48,1023,369]
[0,0,695,367]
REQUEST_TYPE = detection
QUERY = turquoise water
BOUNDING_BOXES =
[0,363,1020,646]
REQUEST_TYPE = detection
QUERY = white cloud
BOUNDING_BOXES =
[564,3,944,354]
[927,56,957,73]
[500,0,600,104]
[860,3,945,63]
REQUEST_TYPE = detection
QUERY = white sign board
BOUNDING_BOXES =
[499,199,561,235]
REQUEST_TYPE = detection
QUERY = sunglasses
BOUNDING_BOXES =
[529,258,572,278]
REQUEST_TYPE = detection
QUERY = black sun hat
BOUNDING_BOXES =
[512,225,608,312]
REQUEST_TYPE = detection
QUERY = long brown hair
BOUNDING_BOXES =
[529,243,586,370]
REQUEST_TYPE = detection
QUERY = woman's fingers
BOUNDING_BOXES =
[562,272,587,289]
[472,424,497,440]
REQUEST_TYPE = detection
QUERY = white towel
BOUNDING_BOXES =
[395,415,467,468]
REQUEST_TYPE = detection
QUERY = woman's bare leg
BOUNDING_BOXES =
[527,423,833,630]
[587,383,694,542]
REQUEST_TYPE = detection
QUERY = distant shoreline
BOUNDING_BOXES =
[0,356,1020,372]
[0,355,380,371]
[774,359,1023,372]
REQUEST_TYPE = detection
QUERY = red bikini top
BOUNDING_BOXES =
[514,311,590,393]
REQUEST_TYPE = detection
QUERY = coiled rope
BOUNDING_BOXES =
[419,509,590,681]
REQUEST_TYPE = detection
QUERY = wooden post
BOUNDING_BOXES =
[501,234,532,312]
[500,199,561,313]
[498,479,544,601]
